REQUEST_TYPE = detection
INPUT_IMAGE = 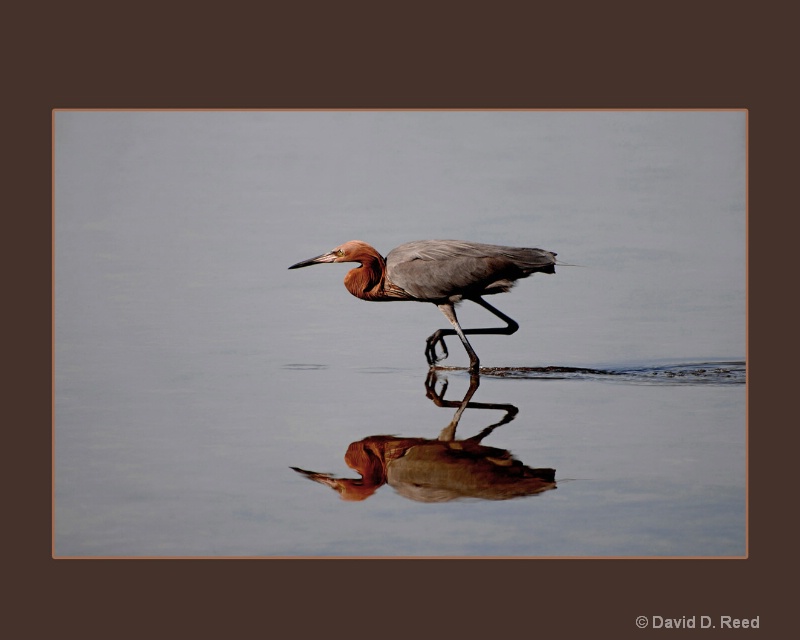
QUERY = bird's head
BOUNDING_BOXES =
[288,240,380,269]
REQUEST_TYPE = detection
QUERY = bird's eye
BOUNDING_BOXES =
[336,249,345,257]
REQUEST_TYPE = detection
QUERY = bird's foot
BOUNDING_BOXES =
[425,331,449,365]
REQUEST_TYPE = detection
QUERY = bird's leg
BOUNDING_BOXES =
[467,297,520,335]
[425,297,519,371]
[431,303,481,372]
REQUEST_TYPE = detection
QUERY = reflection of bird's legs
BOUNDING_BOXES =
[424,368,449,403]
[425,297,520,371]
[436,374,481,441]
[465,403,519,443]
[425,369,518,441]
[425,369,481,407]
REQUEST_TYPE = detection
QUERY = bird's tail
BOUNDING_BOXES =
[554,259,584,267]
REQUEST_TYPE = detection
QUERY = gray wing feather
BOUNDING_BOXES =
[386,240,556,301]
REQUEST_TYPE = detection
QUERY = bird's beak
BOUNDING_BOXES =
[290,467,375,501]
[291,467,340,487]
[288,251,337,269]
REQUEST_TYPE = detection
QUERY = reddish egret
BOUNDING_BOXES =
[288,239,557,372]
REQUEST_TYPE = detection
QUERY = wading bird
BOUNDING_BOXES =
[288,239,557,372]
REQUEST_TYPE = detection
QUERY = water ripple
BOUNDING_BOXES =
[457,361,746,385]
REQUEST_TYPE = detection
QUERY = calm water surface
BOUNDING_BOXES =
[54,111,746,556]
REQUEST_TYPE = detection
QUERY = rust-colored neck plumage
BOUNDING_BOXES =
[340,241,388,301]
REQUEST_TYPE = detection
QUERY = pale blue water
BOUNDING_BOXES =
[54,110,746,556]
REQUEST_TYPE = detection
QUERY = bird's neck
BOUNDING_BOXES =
[344,253,387,301]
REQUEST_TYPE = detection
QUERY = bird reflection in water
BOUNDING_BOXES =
[291,371,556,502]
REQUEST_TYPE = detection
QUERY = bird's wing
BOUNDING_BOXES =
[388,240,555,265]
[386,240,555,301]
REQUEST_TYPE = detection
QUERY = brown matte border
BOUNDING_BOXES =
[11,1,792,638]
